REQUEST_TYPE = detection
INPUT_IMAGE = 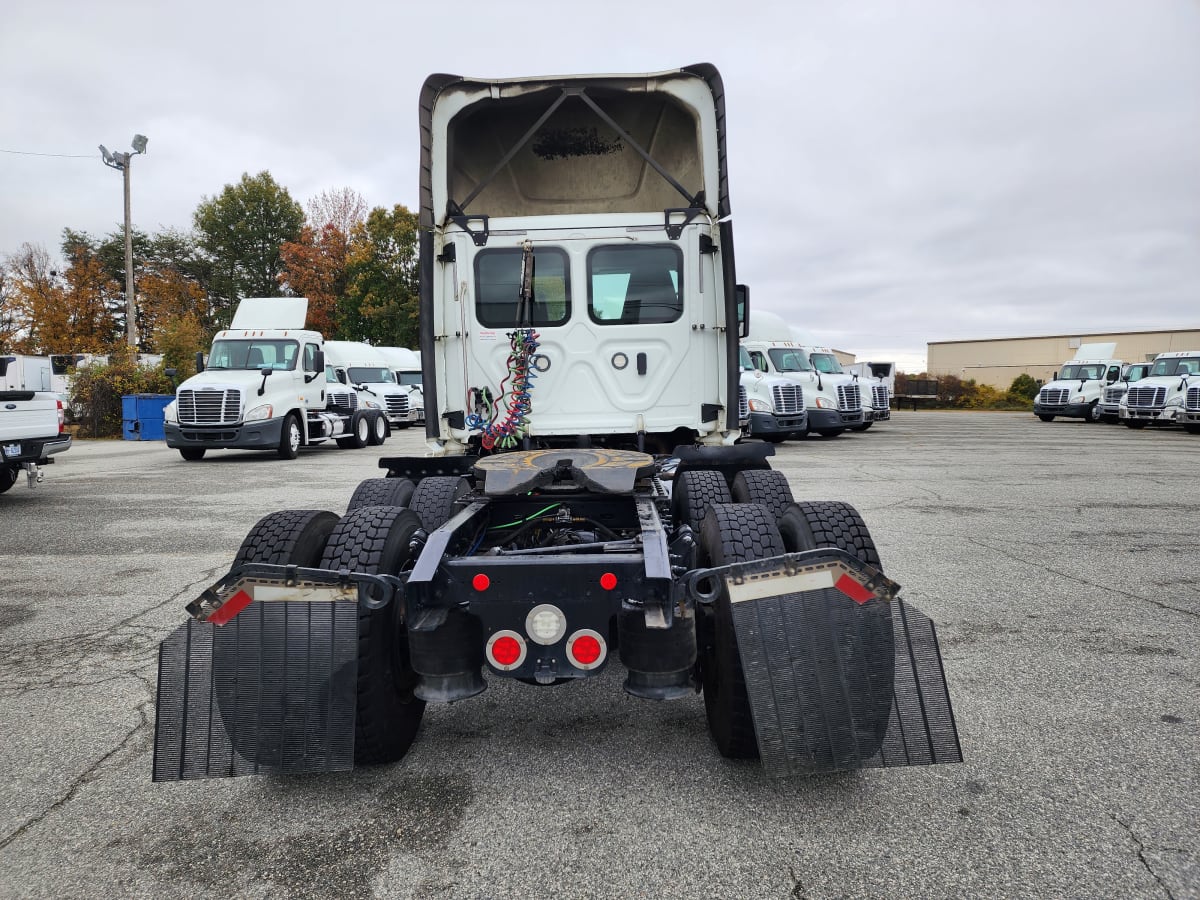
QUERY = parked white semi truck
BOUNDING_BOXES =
[739,345,807,442]
[325,340,418,430]
[1097,362,1151,423]
[1182,380,1200,434]
[742,312,863,438]
[163,298,388,460]
[1033,343,1123,423]
[153,65,959,783]
[379,346,425,425]
[845,361,894,430]
[1119,350,1200,429]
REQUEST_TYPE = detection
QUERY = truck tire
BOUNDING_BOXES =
[407,476,470,532]
[1125,420,1148,429]
[1185,424,1200,435]
[815,428,844,438]
[671,470,731,529]
[730,469,794,521]
[337,413,370,449]
[1038,414,1055,422]
[1085,401,1101,423]
[698,502,786,759]
[850,422,872,432]
[0,466,17,494]
[367,413,388,446]
[179,447,206,461]
[278,413,303,459]
[775,501,895,766]
[761,433,788,444]
[347,477,415,512]
[319,506,427,766]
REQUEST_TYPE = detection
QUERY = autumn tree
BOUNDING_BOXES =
[341,205,420,346]
[306,187,367,238]
[193,171,304,324]
[0,264,22,349]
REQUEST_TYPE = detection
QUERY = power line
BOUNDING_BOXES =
[0,148,94,159]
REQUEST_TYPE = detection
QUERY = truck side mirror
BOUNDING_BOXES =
[313,349,324,373]
[195,351,205,374]
[736,284,749,339]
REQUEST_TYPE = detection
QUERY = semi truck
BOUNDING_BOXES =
[738,344,807,442]
[742,313,864,438]
[1120,350,1200,429]
[379,346,425,425]
[152,65,959,782]
[1097,362,1151,423]
[163,297,389,460]
[1033,343,1122,423]
[324,340,418,430]
[845,361,894,430]
[1182,379,1200,434]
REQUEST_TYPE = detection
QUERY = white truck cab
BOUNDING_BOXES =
[324,341,417,430]
[164,298,385,460]
[1120,350,1200,429]
[845,361,894,430]
[378,346,425,426]
[1034,343,1122,423]
[1182,378,1200,434]
[741,312,863,438]
[1098,362,1151,423]
[738,345,807,442]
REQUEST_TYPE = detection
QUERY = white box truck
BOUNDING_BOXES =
[163,297,388,460]
[1033,343,1123,423]
[1119,350,1200,429]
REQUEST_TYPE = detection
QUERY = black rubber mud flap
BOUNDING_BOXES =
[152,601,358,781]
[703,549,962,777]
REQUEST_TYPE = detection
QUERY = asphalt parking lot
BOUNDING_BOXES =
[0,411,1197,899]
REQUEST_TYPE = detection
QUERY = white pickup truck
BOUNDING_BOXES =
[0,390,71,493]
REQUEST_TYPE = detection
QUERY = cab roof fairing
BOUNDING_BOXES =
[418,64,729,231]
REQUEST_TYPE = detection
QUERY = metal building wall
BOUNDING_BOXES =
[927,329,1200,388]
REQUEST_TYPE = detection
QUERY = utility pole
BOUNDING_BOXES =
[99,134,148,349]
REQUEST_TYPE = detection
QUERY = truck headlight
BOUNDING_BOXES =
[748,398,772,412]
[163,400,177,423]
[245,404,273,421]
[1166,395,1184,407]
[814,397,835,409]
[361,398,382,409]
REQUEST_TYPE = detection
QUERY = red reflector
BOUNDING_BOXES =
[472,574,490,592]
[571,634,602,665]
[599,572,617,591]
[834,574,874,605]
[492,635,522,666]
[209,589,252,625]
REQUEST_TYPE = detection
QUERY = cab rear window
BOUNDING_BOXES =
[588,245,682,325]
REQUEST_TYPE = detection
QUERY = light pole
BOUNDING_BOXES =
[99,134,148,349]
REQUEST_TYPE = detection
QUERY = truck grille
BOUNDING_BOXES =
[385,395,410,416]
[177,388,241,425]
[837,384,861,411]
[771,384,804,415]
[738,386,749,421]
[1126,386,1166,409]
[1103,386,1126,404]
[1187,386,1200,412]
[327,390,357,415]
[871,385,889,408]
[1040,388,1069,405]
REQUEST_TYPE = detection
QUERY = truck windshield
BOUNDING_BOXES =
[739,347,755,372]
[588,245,683,325]
[326,365,339,383]
[768,348,813,372]
[1127,366,1149,381]
[397,372,423,386]
[1149,357,1200,377]
[348,367,396,384]
[1059,364,1104,380]
[809,353,843,374]
[207,339,299,371]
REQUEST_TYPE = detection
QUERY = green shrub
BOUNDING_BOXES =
[69,350,175,437]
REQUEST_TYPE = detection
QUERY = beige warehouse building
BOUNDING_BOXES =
[928,328,1200,389]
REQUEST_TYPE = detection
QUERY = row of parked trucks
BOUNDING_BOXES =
[1034,342,1200,432]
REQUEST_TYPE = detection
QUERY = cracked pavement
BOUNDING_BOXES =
[0,413,1197,898]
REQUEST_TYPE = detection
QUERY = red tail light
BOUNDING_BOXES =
[566,629,607,670]
[57,399,65,434]
[486,630,527,671]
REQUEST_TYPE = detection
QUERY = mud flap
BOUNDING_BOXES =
[709,550,962,777]
[152,602,358,781]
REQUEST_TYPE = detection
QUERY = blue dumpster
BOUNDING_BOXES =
[122,394,174,441]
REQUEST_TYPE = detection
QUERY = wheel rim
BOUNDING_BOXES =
[375,417,386,440]
[357,417,370,441]
[289,421,302,452]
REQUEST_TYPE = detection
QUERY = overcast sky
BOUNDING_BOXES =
[2,0,1198,371]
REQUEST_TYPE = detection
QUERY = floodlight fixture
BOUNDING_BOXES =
[131,134,148,154]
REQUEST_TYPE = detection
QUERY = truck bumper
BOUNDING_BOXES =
[1182,411,1200,424]
[748,410,807,437]
[863,407,890,423]
[1120,406,1179,425]
[1034,401,1091,419]
[165,419,285,451]
[808,408,863,431]
[1,434,72,465]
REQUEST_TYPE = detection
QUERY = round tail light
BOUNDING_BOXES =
[486,630,527,671]
[566,629,607,670]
